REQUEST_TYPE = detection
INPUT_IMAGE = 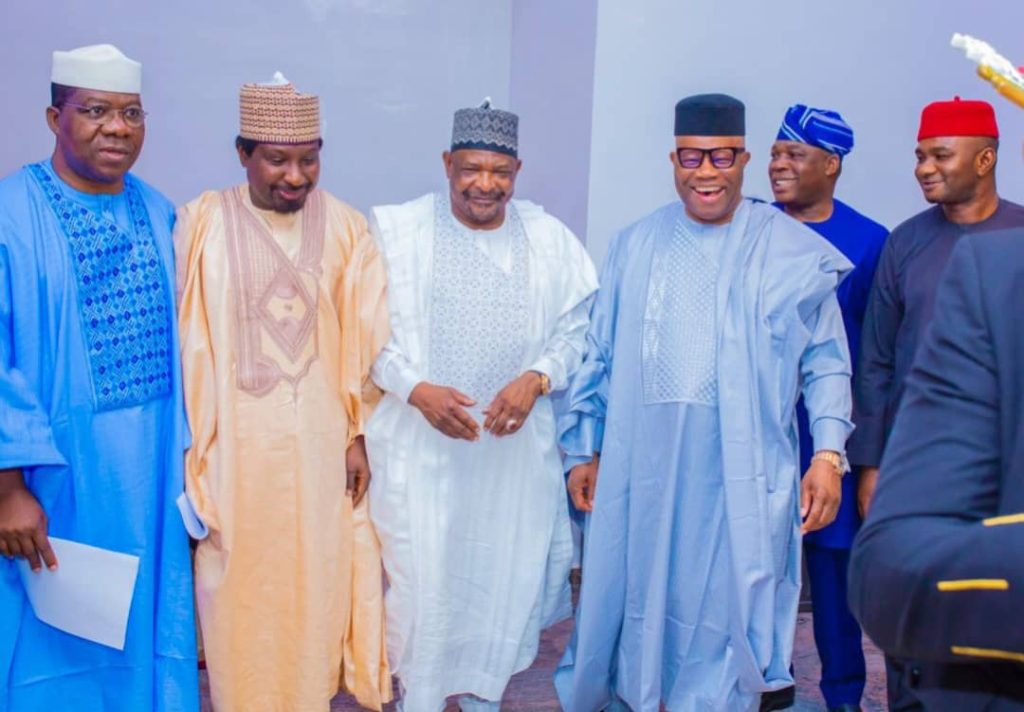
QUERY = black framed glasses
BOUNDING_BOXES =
[675,146,745,169]
[62,102,148,128]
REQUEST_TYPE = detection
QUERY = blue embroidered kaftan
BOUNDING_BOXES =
[0,161,198,712]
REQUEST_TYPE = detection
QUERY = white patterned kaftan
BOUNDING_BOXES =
[367,193,597,711]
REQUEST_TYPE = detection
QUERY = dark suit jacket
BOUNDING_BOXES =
[849,228,1024,710]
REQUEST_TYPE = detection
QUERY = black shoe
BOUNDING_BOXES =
[828,705,862,712]
[760,685,795,712]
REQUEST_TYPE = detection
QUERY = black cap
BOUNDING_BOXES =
[674,93,745,136]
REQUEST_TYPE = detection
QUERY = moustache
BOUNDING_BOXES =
[272,184,312,195]
[463,189,506,202]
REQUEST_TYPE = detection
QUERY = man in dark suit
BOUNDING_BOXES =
[849,227,1024,710]
[848,96,1024,709]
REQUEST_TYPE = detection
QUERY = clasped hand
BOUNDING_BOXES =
[409,372,543,440]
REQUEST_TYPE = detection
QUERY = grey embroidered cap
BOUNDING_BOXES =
[450,98,519,157]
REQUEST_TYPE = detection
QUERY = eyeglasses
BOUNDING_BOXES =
[675,147,745,169]
[61,102,148,128]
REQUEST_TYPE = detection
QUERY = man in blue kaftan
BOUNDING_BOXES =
[556,94,854,712]
[769,105,888,712]
[0,45,198,711]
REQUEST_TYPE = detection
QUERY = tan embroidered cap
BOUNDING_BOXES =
[239,72,320,144]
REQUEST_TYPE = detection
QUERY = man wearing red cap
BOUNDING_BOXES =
[849,97,1024,710]
[849,79,1024,710]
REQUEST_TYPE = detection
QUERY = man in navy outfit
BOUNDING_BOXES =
[849,225,1024,709]
[848,96,1024,709]
[769,104,888,712]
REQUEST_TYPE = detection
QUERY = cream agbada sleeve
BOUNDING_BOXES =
[338,220,393,707]
[173,199,221,534]
[339,223,390,445]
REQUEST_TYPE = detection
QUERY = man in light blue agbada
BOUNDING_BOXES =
[556,94,854,712]
[0,45,198,711]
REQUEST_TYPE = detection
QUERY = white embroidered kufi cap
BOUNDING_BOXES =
[51,44,142,94]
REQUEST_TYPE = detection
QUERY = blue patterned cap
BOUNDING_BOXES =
[451,98,518,157]
[776,104,854,156]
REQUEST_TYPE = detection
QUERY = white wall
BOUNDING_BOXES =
[0,0,513,210]
[586,0,1024,263]
[5,0,1022,253]
[510,0,599,239]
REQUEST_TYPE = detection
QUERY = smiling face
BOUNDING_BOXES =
[238,141,321,213]
[768,140,839,211]
[914,136,996,206]
[443,148,522,229]
[671,135,749,224]
[46,87,145,193]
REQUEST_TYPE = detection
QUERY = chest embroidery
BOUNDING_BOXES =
[221,187,326,396]
[427,193,530,405]
[29,163,173,411]
[642,218,719,405]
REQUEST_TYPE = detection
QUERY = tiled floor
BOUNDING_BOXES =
[200,612,887,711]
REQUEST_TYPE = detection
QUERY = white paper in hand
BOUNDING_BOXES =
[16,536,140,650]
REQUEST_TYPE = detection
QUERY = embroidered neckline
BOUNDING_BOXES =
[641,216,719,405]
[28,162,173,411]
[427,192,530,406]
[221,186,326,396]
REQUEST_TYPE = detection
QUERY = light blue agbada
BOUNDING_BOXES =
[555,199,853,712]
[0,161,198,711]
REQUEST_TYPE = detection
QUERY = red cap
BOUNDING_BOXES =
[918,97,999,141]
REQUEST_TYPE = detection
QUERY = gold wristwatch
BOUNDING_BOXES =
[532,370,551,396]
[812,450,844,476]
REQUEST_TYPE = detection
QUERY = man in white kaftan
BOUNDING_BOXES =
[365,101,598,712]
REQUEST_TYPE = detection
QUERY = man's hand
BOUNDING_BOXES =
[857,466,880,519]
[346,436,372,507]
[568,455,600,513]
[0,469,57,572]
[408,382,480,441]
[800,459,842,534]
[483,372,543,437]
